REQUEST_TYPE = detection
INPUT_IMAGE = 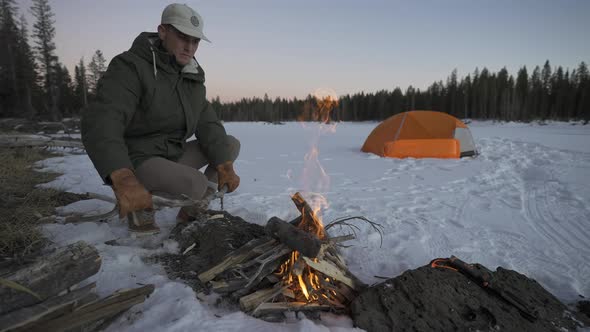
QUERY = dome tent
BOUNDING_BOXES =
[361,111,477,159]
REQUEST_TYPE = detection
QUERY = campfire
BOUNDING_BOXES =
[195,91,381,320]
[197,192,379,319]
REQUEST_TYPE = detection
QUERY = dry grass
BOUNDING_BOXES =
[0,146,66,259]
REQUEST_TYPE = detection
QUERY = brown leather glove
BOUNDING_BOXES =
[110,168,153,218]
[216,161,240,193]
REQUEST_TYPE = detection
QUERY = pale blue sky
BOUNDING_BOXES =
[17,0,590,101]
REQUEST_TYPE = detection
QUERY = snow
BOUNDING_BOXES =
[35,121,590,331]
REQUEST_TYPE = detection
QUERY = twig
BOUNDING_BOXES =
[323,234,355,245]
[325,216,384,247]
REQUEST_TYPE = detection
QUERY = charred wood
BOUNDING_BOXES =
[265,217,321,258]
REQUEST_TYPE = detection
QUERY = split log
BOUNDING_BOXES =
[198,237,276,283]
[5,284,154,332]
[198,237,292,297]
[230,245,292,299]
[0,241,101,315]
[239,284,287,313]
[301,256,365,291]
[0,282,98,331]
[265,217,321,258]
[210,279,248,293]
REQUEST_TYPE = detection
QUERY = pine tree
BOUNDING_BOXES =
[462,74,472,119]
[16,14,38,118]
[30,0,60,120]
[540,60,552,119]
[479,68,490,119]
[550,66,566,119]
[471,68,480,118]
[87,49,106,95]
[575,62,589,122]
[514,67,528,121]
[495,68,508,119]
[447,69,458,117]
[530,66,542,120]
[0,0,20,116]
[55,63,74,117]
[74,57,88,110]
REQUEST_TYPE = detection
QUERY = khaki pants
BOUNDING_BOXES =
[135,135,240,200]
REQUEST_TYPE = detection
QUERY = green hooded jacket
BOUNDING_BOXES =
[81,32,230,182]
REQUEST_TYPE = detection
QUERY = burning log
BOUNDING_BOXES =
[265,217,321,258]
[291,192,325,239]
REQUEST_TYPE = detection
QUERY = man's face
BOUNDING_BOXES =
[158,24,200,66]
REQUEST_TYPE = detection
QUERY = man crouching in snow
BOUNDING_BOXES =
[81,3,240,235]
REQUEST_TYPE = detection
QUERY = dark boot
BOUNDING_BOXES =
[127,209,160,235]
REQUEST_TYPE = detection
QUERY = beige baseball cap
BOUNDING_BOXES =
[161,3,210,42]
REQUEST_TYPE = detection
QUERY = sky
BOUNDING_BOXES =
[16,0,590,102]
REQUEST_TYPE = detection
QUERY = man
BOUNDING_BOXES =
[82,3,240,235]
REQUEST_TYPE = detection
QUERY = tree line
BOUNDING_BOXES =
[214,61,589,123]
[1,0,588,123]
[0,0,105,120]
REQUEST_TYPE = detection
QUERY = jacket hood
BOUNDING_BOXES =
[129,32,204,80]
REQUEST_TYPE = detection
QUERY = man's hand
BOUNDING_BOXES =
[110,168,153,218]
[216,161,240,193]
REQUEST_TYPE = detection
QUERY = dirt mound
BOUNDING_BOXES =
[157,210,265,294]
[351,264,588,332]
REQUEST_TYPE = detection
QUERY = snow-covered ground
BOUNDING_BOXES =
[37,121,590,331]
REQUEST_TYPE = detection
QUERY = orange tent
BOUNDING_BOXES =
[361,111,477,159]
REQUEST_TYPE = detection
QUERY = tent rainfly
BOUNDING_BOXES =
[361,110,477,159]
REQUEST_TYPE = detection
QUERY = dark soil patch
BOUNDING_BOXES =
[155,210,265,295]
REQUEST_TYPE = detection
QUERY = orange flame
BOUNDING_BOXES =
[277,89,340,303]
[276,193,331,302]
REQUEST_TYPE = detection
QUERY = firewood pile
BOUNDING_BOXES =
[0,241,153,332]
[195,192,381,320]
